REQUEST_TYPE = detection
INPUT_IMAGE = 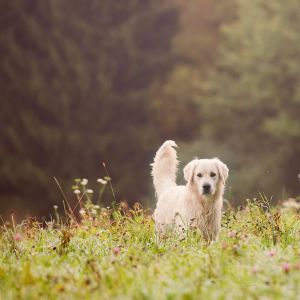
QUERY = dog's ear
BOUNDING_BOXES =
[183,160,196,184]
[214,158,229,185]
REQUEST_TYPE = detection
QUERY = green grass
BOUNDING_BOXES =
[1,199,300,300]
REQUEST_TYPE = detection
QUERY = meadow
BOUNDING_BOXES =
[1,188,300,300]
[2,2,299,299]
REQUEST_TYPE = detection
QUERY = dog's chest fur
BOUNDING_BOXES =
[184,196,222,240]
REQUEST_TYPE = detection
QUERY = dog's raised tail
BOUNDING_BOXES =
[151,140,178,198]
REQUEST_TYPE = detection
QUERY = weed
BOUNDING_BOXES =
[0,187,300,299]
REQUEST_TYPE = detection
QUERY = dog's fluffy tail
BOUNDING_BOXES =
[151,140,178,199]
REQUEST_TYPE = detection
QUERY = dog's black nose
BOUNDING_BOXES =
[203,184,211,194]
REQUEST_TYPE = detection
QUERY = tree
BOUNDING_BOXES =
[0,0,179,216]
[202,0,300,202]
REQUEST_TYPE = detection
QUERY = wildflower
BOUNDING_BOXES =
[87,189,94,194]
[14,233,22,241]
[79,209,86,216]
[228,231,236,238]
[252,266,259,274]
[81,178,88,186]
[74,189,81,195]
[97,178,107,185]
[267,250,276,257]
[53,205,58,210]
[112,247,121,256]
[94,205,100,209]
[282,263,290,273]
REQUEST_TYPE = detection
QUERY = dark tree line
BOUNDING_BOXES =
[0,1,192,216]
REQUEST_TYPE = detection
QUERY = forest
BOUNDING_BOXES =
[1,0,299,217]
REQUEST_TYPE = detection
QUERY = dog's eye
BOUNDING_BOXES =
[197,173,202,178]
[210,172,216,177]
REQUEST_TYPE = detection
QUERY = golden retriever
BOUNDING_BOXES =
[151,140,228,241]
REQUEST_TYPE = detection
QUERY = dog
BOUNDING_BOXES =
[151,140,228,241]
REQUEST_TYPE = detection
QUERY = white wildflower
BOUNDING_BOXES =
[81,178,88,186]
[87,189,94,194]
[94,205,100,209]
[97,178,107,185]
[53,205,58,210]
[79,209,86,215]
[74,189,81,195]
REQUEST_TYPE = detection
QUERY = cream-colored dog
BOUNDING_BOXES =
[151,140,228,241]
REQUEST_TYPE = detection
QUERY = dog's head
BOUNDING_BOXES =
[183,158,228,198]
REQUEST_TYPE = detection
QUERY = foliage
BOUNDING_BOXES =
[193,0,300,202]
[1,199,300,299]
[0,0,182,215]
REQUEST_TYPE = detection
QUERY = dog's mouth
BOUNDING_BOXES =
[202,191,211,195]
[201,188,215,197]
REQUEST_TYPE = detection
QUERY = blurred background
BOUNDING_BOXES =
[1,0,299,218]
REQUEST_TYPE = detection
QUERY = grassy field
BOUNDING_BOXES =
[1,196,300,300]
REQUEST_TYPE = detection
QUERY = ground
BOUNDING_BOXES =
[1,198,300,300]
